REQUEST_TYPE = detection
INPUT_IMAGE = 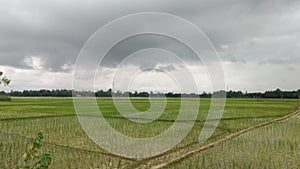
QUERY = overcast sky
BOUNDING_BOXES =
[0,0,299,93]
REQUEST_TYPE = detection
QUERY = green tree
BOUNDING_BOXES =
[0,71,11,86]
[297,89,300,99]
[0,71,11,101]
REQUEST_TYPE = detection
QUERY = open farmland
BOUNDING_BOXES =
[0,97,299,168]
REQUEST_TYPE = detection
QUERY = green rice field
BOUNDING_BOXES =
[0,97,299,168]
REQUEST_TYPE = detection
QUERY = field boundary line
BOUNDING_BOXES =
[0,114,75,121]
[1,112,282,123]
[0,131,137,161]
[148,107,300,169]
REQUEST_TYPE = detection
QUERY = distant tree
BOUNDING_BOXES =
[226,90,243,98]
[297,89,300,99]
[276,88,283,99]
[263,89,282,98]
[200,92,211,98]
[0,71,10,86]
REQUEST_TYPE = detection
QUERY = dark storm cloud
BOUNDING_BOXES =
[1,0,299,71]
[0,0,132,71]
[162,0,300,66]
[100,34,200,70]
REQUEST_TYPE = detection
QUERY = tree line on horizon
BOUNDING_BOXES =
[2,88,300,99]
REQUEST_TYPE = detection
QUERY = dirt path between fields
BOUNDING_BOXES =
[141,107,300,169]
[0,131,137,161]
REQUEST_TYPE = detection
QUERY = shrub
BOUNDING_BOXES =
[0,95,11,101]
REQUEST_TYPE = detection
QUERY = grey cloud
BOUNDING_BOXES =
[140,64,177,73]
[1,0,299,71]
[157,64,177,72]
[100,34,201,69]
[0,0,133,71]
[229,58,246,64]
[258,58,297,71]
[0,0,300,91]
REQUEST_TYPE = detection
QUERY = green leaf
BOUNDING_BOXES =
[39,152,52,168]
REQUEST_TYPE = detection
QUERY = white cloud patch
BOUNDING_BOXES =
[92,64,212,93]
[23,56,44,70]
[0,65,72,92]
[61,63,73,71]
[223,61,300,92]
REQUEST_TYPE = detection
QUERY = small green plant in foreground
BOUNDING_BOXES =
[17,132,52,169]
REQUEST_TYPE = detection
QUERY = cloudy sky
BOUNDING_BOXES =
[0,0,299,93]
